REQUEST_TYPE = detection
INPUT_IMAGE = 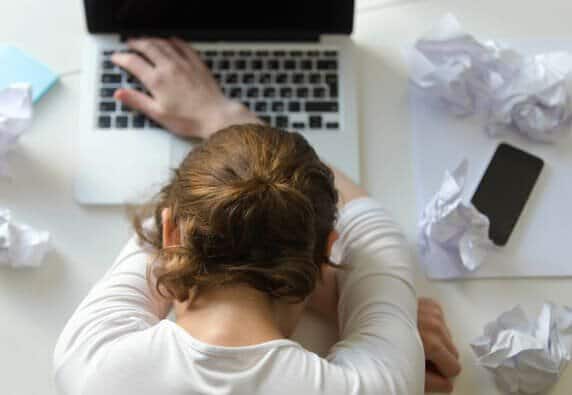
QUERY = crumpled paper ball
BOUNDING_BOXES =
[472,303,572,394]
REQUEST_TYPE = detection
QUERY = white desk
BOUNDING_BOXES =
[2,1,572,394]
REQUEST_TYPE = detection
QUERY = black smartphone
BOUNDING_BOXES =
[471,143,544,246]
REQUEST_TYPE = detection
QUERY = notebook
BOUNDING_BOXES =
[0,45,59,103]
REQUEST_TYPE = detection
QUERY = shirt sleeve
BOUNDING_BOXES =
[326,197,425,394]
[53,236,171,395]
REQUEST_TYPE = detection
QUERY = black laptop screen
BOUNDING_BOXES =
[84,0,354,38]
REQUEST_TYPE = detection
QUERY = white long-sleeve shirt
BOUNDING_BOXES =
[53,198,425,395]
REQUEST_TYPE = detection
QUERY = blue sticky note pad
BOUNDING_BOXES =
[0,45,59,103]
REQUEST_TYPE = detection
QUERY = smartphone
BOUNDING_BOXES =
[471,143,544,246]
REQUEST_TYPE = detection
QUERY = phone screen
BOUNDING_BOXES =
[471,143,544,246]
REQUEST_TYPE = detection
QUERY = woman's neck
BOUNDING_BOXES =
[174,285,287,347]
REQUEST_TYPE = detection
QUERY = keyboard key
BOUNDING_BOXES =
[98,115,111,128]
[309,115,322,129]
[313,87,326,98]
[296,87,309,98]
[100,88,115,98]
[317,60,337,70]
[255,50,269,56]
[213,73,222,82]
[325,74,338,84]
[255,101,267,112]
[309,74,321,84]
[328,84,338,98]
[307,51,319,56]
[276,115,289,128]
[301,60,312,70]
[242,73,255,83]
[121,103,132,112]
[292,122,305,129]
[229,87,242,98]
[235,60,246,70]
[263,87,276,98]
[115,115,129,128]
[283,60,296,70]
[247,87,259,98]
[99,101,116,112]
[225,73,238,83]
[292,73,304,84]
[205,50,217,57]
[102,60,114,70]
[218,60,230,70]
[267,60,279,70]
[222,50,235,56]
[258,73,271,83]
[133,114,146,128]
[279,87,292,98]
[272,101,285,112]
[324,51,337,57]
[326,122,339,129]
[290,51,303,57]
[101,73,121,84]
[102,50,114,56]
[242,101,251,110]
[205,59,214,69]
[239,50,252,56]
[288,102,301,112]
[260,115,272,124]
[305,101,338,112]
[273,50,286,57]
[275,73,288,84]
[251,60,263,70]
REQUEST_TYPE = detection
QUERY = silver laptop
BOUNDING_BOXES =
[76,0,360,205]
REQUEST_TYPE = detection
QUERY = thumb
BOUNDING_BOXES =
[114,88,159,119]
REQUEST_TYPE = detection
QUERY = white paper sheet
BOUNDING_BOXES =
[0,83,33,175]
[410,14,572,142]
[418,160,494,273]
[0,208,50,268]
[472,303,572,394]
[410,39,572,279]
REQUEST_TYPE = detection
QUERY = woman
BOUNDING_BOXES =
[54,39,461,394]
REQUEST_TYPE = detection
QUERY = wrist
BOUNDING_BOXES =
[200,99,261,140]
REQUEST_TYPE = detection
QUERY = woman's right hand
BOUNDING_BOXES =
[418,298,462,393]
[111,38,260,140]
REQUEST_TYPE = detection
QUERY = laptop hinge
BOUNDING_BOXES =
[120,30,321,43]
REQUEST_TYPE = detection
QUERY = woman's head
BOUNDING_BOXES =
[135,124,339,303]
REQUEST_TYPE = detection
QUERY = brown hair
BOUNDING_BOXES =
[134,124,339,303]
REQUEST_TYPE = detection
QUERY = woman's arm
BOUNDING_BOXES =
[326,194,425,394]
[53,238,170,394]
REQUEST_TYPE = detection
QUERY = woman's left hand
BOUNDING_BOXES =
[418,298,462,393]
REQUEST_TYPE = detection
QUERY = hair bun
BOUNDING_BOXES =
[134,124,339,303]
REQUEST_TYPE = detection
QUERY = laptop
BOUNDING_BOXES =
[76,0,360,204]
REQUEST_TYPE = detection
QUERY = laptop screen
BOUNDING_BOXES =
[84,0,354,38]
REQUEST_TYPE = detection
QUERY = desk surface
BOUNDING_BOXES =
[2,1,572,394]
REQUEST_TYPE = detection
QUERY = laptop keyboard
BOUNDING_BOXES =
[97,48,340,132]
